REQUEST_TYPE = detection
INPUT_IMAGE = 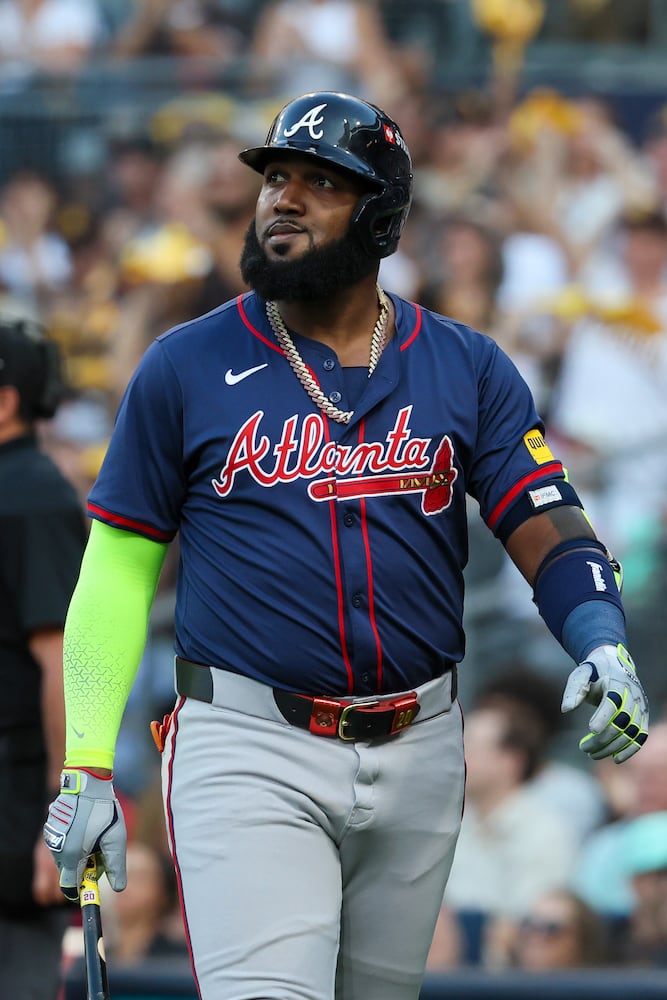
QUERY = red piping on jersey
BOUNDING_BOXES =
[87,502,173,541]
[329,502,354,694]
[236,293,323,385]
[236,293,286,353]
[164,698,203,999]
[399,302,422,351]
[487,461,564,532]
[360,501,383,688]
[321,421,354,693]
[357,418,384,690]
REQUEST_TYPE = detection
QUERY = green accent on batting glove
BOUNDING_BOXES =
[561,643,648,763]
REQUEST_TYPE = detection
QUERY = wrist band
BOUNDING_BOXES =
[534,539,625,646]
[561,600,627,664]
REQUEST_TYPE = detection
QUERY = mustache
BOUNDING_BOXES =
[263,218,308,238]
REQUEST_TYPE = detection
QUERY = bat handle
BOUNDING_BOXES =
[80,854,111,1000]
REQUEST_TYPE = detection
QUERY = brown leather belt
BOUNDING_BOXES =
[174,657,424,741]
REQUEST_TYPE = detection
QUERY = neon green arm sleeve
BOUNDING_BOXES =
[63,519,169,771]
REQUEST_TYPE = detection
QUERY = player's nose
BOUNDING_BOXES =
[272,177,307,214]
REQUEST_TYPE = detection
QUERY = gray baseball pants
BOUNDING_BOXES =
[160,668,464,1000]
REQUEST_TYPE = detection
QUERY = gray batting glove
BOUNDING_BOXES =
[43,769,127,901]
[561,643,648,763]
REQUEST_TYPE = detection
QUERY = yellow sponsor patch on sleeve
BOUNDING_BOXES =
[523,429,555,465]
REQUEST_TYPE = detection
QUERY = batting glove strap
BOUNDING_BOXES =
[43,769,127,901]
[561,643,648,763]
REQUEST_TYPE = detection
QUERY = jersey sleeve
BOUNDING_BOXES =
[468,341,567,538]
[88,339,185,541]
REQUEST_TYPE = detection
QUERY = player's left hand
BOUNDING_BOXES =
[561,643,648,763]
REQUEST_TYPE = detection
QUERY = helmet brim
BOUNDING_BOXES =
[237,146,272,172]
[238,144,383,189]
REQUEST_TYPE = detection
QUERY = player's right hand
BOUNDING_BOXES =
[43,768,127,901]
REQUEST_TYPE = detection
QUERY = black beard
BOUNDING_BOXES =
[239,220,377,302]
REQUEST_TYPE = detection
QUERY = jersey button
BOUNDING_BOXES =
[343,512,354,527]
[323,358,336,371]
[352,593,363,608]
[329,390,342,404]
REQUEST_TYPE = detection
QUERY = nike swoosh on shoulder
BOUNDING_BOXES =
[225,364,268,385]
[71,725,85,739]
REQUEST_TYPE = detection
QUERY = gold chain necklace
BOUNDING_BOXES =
[266,284,389,424]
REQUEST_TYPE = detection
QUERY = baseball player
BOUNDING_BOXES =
[44,92,648,1000]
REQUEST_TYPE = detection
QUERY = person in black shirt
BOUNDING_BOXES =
[0,318,87,1000]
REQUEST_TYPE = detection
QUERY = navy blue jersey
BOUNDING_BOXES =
[89,292,565,696]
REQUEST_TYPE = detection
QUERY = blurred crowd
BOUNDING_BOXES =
[3,0,667,983]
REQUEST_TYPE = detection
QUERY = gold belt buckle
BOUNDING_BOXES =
[338,699,380,740]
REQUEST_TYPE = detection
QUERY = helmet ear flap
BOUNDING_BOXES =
[352,188,411,258]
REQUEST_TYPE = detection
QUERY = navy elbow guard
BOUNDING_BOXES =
[533,538,625,649]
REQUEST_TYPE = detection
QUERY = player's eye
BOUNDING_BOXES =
[313,175,335,189]
[265,168,287,184]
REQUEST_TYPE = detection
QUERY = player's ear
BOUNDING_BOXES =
[0,383,21,422]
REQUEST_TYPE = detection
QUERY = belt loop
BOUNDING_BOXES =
[175,656,214,703]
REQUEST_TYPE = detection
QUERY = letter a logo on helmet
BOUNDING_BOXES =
[238,91,413,259]
[283,103,327,140]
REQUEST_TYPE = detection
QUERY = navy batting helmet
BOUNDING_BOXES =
[239,92,413,258]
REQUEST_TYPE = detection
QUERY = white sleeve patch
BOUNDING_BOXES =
[528,484,562,508]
